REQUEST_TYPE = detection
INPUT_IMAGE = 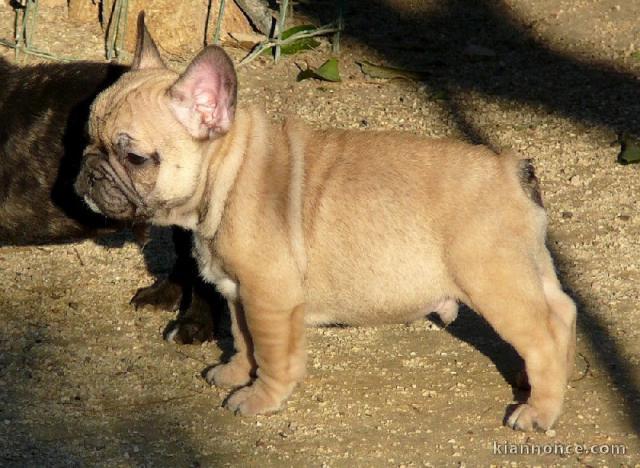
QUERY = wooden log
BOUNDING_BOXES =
[112,0,254,56]
[39,0,68,7]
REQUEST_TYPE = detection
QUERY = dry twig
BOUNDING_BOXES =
[238,23,340,67]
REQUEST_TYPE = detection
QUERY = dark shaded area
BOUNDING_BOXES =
[96,226,227,345]
[0,312,220,466]
[137,226,229,344]
[0,327,81,466]
[548,243,640,436]
[301,0,640,140]
[430,307,526,399]
[0,57,127,244]
[0,57,226,344]
[573,302,640,435]
[296,0,640,433]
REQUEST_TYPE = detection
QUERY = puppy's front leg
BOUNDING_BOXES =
[226,293,305,416]
[206,301,255,387]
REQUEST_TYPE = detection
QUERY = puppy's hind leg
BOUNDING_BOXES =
[513,248,578,393]
[537,247,577,379]
[454,255,572,431]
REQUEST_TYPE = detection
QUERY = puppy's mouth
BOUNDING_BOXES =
[75,154,152,221]
[83,195,103,215]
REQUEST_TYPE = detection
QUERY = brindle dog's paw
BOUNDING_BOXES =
[130,278,183,311]
[505,403,554,431]
[164,292,220,344]
[225,382,285,416]
[164,315,214,344]
[205,361,252,388]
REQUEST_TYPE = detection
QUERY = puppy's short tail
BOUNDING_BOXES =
[518,158,544,208]
[502,151,544,208]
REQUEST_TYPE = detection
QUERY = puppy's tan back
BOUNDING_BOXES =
[257,122,540,325]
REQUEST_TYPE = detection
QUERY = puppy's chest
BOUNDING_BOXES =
[193,235,238,301]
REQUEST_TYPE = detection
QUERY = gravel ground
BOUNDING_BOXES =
[1,0,639,466]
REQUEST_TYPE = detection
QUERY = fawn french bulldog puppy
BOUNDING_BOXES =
[76,14,576,431]
[0,51,221,342]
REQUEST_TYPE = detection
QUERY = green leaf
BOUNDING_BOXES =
[357,60,427,80]
[280,25,321,55]
[618,134,640,164]
[314,58,341,81]
[296,68,318,81]
[431,89,450,100]
[297,58,342,82]
[631,51,640,61]
[281,25,314,40]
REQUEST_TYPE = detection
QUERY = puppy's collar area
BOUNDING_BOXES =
[195,108,253,239]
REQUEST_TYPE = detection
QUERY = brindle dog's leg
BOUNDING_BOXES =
[131,226,193,311]
[132,226,227,344]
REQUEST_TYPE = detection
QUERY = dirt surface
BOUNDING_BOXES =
[1,0,640,466]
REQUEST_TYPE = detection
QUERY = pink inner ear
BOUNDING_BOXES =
[188,67,223,128]
[169,46,237,137]
[191,82,232,133]
[194,89,218,125]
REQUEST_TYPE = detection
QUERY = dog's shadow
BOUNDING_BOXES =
[194,302,529,405]
[430,306,528,403]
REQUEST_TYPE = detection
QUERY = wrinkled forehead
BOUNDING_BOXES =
[89,68,178,144]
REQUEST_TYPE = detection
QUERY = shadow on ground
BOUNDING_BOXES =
[549,243,640,436]
[0,312,224,466]
[432,307,523,392]
[302,0,640,141]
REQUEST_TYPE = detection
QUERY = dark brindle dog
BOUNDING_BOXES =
[0,55,222,343]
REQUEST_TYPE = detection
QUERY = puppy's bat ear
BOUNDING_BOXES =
[131,12,165,70]
[168,46,238,139]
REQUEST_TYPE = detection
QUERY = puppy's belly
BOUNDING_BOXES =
[303,266,456,326]
[301,226,458,326]
[304,299,450,327]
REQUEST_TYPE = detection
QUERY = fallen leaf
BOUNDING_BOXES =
[618,133,640,164]
[431,89,450,100]
[463,43,497,59]
[297,58,341,82]
[357,60,428,80]
[280,25,321,55]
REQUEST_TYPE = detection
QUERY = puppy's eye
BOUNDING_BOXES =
[126,152,148,166]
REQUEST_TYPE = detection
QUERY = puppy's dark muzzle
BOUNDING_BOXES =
[75,152,149,221]
[74,153,103,195]
[74,154,104,186]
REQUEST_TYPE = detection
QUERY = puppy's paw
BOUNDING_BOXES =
[225,382,285,416]
[506,403,553,431]
[206,361,252,388]
[130,278,183,311]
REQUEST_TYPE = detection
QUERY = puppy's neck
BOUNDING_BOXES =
[194,107,257,238]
